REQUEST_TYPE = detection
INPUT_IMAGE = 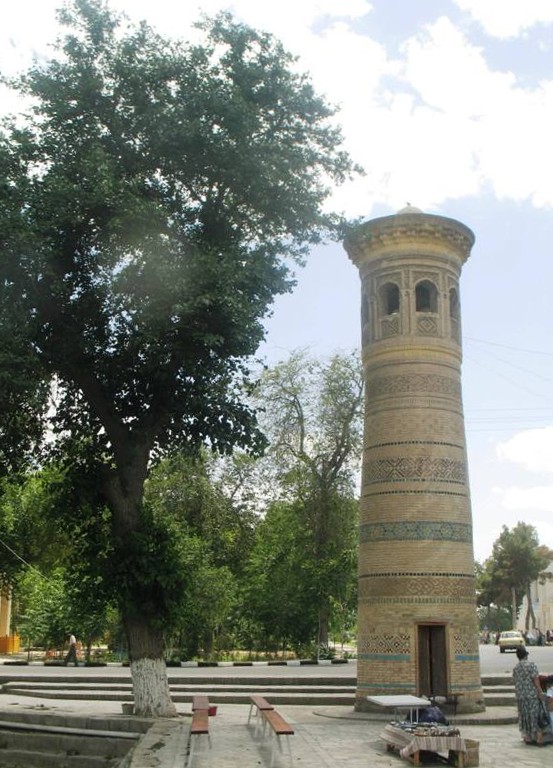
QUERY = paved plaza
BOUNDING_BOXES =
[0,690,549,767]
[0,647,552,767]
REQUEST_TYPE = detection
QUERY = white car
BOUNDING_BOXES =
[497,630,525,653]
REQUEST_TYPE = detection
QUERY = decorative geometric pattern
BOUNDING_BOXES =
[366,440,464,450]
[354,220,473,260]
[361,571,472,578]
[376,272,404,290]
[364,457,466,484]
[360,521,472,543]
[412,270,440,285]
[362,489,467,498]
[417,316,439,335]
[359,594,474,605]
[359,633,411,655]
[453,633,479,656]
[359,575,476,600]
[381,316,400,337]
[366,374,460,399]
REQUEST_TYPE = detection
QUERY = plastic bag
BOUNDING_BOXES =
[412,706,448,725]
[537,700,550,731]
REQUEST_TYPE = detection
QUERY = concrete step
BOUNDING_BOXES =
[0,749,121,768]
[2,685,356,706]
[0,674,354,686]
[0,727,134,757]
[0,709,152,733]
[0,674,517,708]
[483,691,516,706]
[0,718,141,768]
[3,681,354,694]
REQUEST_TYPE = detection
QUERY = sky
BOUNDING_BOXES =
[2,0,553,563]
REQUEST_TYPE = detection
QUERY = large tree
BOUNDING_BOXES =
[0,0,355,715]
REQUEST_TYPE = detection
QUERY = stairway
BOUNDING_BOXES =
[481,675,517,707]
[1,673,517,708]
[2,675,355,706]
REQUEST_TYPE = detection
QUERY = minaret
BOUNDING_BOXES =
[344,206,484,714]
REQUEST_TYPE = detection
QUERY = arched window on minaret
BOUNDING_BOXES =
[415,280,438,312]
[380,282,400,315]
[449,287,459,319]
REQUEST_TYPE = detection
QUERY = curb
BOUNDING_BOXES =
[2,658,355,668]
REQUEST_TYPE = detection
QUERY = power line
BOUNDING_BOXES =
[464,352,553,403]
[465,337,553,357]
[0,536,49,581]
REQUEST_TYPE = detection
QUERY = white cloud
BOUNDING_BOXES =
[367,16,553,212]
[5,2,553,216]
[453,0,553,39]
[497,426,553,473]
[493,484,553,511]
[108,0,374,48]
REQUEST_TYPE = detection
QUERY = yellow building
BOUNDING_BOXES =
[0,588,19,654]
[344,206,484,713]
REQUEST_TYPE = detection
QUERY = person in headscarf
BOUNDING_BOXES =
[512,645,548,745]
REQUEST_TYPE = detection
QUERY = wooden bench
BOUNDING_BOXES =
[262,708,294,767]
[248,694,274,733]
[188,696,212,765]
[192,695,210,711]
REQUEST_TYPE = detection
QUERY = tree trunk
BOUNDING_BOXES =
[318,608,329,648]
[525,585,536,630]
[511,586,517,629]
[104,444,176,717]
[125,615,177,718]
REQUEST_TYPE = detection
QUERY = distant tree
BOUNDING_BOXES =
[144,453,255,657]
[242,500,318,652]
[253,350,363,647]
[480,523,553,629]
[0,0,356,714]
[15,568,68,654]
[0,467,72,586]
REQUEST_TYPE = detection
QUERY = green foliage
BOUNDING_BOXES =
[15,568,68,649]
[478,523,553,621]
[143,454,251,655]
[242,500,319,651]
[0,468,73,587]
[0,0,356,467]
[145,453,256,576]
[249,351,362,646]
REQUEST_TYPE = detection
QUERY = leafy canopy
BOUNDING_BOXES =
[477,522,553,611]
[0,0,356,471]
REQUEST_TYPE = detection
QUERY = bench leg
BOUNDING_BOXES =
[254,711,265,737]
[269,733,292,768]
[188,732,212,767]
[248,702,255,724]
[269,733,281,768]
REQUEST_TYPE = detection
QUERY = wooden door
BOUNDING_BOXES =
[417,624,448,697]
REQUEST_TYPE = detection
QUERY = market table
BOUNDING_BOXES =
[379,722,468,767]
[366,694,430,723]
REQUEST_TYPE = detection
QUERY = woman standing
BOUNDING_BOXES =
[512,646,547,745]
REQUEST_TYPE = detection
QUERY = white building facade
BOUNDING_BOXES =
[517,563,553,636]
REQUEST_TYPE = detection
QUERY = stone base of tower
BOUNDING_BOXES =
[354,690,485,715]
[354,655,486,715]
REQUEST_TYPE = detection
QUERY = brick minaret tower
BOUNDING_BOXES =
[344,206,484,714]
